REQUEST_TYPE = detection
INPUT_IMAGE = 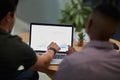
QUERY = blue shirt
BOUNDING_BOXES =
[55,40,120,80]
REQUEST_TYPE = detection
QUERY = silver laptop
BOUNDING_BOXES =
[29,23,73,65]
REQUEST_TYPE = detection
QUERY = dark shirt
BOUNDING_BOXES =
[0,29,37,80]
[55,40,120,80]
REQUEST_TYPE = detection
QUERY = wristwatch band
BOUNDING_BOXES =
[48,47,57,54]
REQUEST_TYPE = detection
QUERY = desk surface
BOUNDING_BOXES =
[17,33,120,71]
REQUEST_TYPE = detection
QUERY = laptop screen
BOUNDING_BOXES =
[29,23,73,53]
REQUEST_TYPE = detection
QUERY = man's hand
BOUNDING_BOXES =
[66,45,77,55]
[47,42,60,53]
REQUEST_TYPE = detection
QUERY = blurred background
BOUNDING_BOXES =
[13,0,120,41]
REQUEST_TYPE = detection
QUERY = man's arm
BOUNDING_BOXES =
[29,42,60,72]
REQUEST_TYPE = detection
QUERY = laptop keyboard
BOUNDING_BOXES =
[53,54,66,59]
[36,52,66,59]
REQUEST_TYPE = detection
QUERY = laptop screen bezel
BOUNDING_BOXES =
[29,23,74,53]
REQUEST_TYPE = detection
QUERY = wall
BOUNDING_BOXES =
[12,0,90,41]
[13,0,68,34]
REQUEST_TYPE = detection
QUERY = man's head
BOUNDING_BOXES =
[0,0,19,33]
[86,3,120,41]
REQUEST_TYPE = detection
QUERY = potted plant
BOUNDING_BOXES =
[59,0,91,31]
[78,32,85,46]
[59,0,91,46]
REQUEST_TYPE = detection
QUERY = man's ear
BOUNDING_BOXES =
[87,19,93,29]
[5,12,13,23]
[86,19,93,34]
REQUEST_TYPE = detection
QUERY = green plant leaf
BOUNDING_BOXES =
[59,0,91,32]
[79,15,84,26]
[78,32,86,39]
[75,14,79,26]
[78,0,83,9]
[71,0,75,6]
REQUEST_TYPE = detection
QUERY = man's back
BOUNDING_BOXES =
[0,30,37,80]
[55,41,120,80]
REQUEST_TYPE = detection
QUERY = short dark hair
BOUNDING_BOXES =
[0,0,19,21]
[93,3,120,22]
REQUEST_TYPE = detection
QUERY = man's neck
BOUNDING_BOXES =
[90,38,109,42]
[0,24,9,33]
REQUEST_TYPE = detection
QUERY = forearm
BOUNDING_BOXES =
[40,50,55,67]
[30,42,60,72]
[29,50,55,72]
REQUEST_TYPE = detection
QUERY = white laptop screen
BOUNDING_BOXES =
[29,23,73,53]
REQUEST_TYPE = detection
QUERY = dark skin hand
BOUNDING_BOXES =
[66,45,77,55]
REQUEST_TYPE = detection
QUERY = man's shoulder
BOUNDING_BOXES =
[8,35,22,41]
[1,34,30,51]
[0,33,22,42]
[63,52,86,65]
[63,48,100,66]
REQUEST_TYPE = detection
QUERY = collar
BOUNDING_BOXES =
[0,28,9,35]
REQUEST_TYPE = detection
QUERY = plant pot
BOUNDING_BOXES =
[77,39,84,47]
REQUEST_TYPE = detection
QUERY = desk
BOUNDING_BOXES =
[17,33,120,80]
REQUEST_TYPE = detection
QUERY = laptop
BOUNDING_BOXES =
[29,23,74,65]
